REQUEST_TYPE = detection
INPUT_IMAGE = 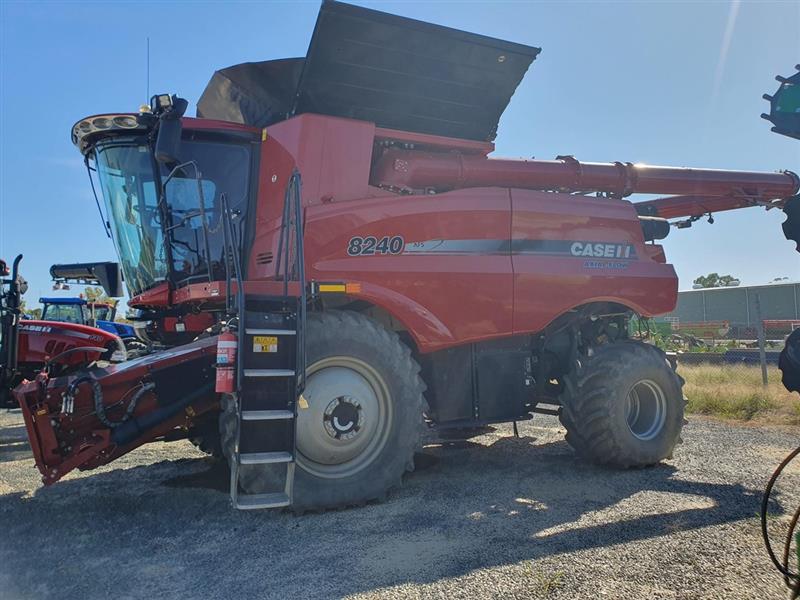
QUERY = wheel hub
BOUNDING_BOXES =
[323,396,364,440]
[295,358,393,479]
[625,379,667,441]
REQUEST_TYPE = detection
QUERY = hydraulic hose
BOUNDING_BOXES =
[63,377,153,428]
[111,382,214,446]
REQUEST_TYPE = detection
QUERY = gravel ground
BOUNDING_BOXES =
[1,409,798,600]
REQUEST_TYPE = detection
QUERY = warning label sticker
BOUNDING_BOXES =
[253,336,278,353]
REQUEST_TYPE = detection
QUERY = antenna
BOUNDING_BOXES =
[146,37,150,102]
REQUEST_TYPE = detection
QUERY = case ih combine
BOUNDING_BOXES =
[10,2,800,511]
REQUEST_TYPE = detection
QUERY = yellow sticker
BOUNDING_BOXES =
[298,395,309,409]
[253,336,278,353]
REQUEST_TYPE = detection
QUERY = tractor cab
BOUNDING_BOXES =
[46,263,139,343]
[41,296,109,324]
[39,296,136,341]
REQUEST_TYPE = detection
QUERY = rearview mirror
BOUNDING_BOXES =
[153,94,189,164]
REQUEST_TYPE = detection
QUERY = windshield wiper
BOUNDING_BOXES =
[165,209,202,232]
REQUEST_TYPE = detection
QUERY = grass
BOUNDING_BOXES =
[680,364,800,424]
[522,564,565,597]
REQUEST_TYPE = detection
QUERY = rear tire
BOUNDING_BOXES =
[220,310,426,512]
[559,341,685,467]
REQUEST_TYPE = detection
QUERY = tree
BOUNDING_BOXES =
[18,299,42,320]
[84,286,111,303]
[83,286,124,321]
[693,273,738,288]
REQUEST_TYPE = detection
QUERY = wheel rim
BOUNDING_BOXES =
[625,379,667,441]
[295,356,393,479]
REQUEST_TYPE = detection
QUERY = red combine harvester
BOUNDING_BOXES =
[1,256,126,409]
[12,1,800,511]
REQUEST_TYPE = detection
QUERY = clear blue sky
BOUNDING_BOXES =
[1,0,799,308]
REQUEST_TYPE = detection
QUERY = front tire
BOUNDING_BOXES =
[221,310,426,511]
[559,341,685,468]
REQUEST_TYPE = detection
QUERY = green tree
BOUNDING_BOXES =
[17,299,42,319]
[84,286,111,303]
[693,273,738,288]
[83,286,123,321]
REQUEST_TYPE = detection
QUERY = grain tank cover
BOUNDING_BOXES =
[197,0,541,141]
[197,58,304,128]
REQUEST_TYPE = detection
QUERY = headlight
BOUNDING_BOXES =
[113,116,139,128]
[71,113,149,154]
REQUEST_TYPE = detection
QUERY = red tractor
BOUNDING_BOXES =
[12,1,800,511]
[0,256,126,409]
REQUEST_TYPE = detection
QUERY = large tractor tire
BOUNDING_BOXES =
[559,341,685,468]
[220,310,426,512]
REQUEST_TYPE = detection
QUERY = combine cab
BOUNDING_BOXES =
[12,1,800,510]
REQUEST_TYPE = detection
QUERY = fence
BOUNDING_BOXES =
[637,303,798,422]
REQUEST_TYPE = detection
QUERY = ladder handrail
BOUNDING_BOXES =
[289,171,308,393]
[220,170,306,509]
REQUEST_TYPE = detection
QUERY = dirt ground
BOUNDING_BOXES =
[1,409,797,600]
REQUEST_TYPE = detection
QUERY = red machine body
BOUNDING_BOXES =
[20,111,797,485]
[14,1,800,488]
[156,113,793,353]
[17,320,122,370]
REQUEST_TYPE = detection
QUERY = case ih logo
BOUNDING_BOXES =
[21,324,53,333]
[570,242,636,260]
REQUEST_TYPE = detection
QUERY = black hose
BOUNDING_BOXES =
[64,377,152,429]
[45,346,107,371]
[785,503,800,588]
[111,383,214,446]
[761,444,800,589]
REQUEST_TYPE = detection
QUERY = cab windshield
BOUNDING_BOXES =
[90,305,113,321]
[93,137,251,296]
[42,303,85,325]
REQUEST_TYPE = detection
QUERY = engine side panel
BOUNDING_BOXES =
[511,190,678,333]
[304,188,514,352]
[301,188,677,353]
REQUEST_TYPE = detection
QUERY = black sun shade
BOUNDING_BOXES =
[197,1,540,142]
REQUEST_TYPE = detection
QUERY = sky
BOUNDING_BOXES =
[1,0,799,309]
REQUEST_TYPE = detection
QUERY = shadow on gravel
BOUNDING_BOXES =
[0,431,766,599]
[0,423,31,463]
[162,459,230,492]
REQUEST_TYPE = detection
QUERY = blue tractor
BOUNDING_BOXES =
[39,296,137,341]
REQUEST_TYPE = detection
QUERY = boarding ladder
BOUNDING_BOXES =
[222,171,306,510]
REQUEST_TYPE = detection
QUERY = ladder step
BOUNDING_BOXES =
[239,451,293,465]
[241,410,294,421]
[244,369,296,378]
[245,328,296,335]
[235,492,291,510]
